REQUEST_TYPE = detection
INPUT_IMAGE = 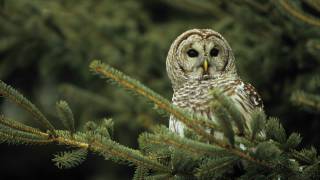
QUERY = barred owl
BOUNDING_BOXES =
[166,29,263,136]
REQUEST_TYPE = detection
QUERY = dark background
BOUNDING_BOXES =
[0,0,320,179]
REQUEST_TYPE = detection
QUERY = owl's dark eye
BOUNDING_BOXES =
[210,48,219,57]
[187,49,199,57]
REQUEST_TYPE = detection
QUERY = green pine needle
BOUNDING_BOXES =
[253,142,281,161]
[145,173,172,180]
[0,115,46,136]
[0,80,56,135]
[196,156,238,178]
[0,125,51,145]
[211,100,235,146]
[56,100,75,133]
[52,149,87,169]
[265,117,287,143]
[139,126,229,157]
[250,110,266,140]
[91,138,170,173]
[133,166,149,180]
[284,133,302,151]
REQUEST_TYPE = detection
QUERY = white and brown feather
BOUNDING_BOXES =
[169,75,263,136]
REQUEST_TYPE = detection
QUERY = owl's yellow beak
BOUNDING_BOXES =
[203,60,208,73]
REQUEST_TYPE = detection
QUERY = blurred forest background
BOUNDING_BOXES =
[0,0,320,179]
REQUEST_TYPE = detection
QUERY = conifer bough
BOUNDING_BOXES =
[0,60,319,179]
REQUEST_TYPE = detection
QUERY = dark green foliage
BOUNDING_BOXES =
[196,156,238,179]
[52,149,87,169]
[253,142,281,161]
[133,166,149,180]
[284,133,302,150]
[291,90,320,112]
[1,60,320,179]
[265,117,287,143]
[250,110,266,140]
[1,0,320,179]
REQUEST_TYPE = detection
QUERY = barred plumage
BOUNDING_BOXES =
[166,29,263,136]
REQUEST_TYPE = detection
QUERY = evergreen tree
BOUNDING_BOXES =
[1,0,320,179]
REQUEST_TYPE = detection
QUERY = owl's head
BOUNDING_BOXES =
[166,29,237,90]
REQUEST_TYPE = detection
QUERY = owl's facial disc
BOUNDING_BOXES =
[180,38,228,81]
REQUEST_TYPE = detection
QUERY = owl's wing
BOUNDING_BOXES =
[221,80,264,132]
[242,82,263,109]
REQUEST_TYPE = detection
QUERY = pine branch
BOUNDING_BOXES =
[196,156,238,178]
[291,90,320,112]
[52,149,87,169]
[139,126,230,157]
[290,147,318,165]
[0,124,52,145]
[265,117,287,143]
[0,131,51,145]
[211,100,235,146]
[133,166,149,180]
[284,133,302,151]
[49,130,170,172]
[302,0,320,13]
[90,140,170,172]
[276,0,320,27]
[0,80,56,135]
[0,115,170,173]
[250,110,266,140]
[0,115,47,137]
[145,173,172,180]
[56,100,75,133]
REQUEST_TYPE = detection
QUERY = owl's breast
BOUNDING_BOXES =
[172,80,218,112]
[172,78,252,116]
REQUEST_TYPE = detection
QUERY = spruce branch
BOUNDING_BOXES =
[0,124,52,145]
[0,115,47,137]
[290,147,318,165]
[0,80,56,135]
[145,173,172,180]
[90,140,170,172]
[52,149,87,169]
[250,110,266,140]
[196,156,239,178]
[139,126,229,157]
[276,0,320,27]
[56,100,75,133]
[284,133,302,151]
[50,129,170,172]
[211,100,235,146]
[133,166,149,180]
[302,0,320,13]
[265,117,287,143]
[291,90,320,112]
[0,116,170,173]
[0,131,52,145]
